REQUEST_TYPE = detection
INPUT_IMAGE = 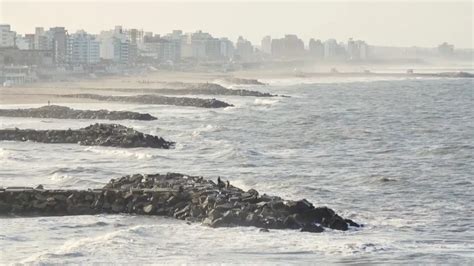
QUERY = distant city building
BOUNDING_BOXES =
[324,39,342,59]
[438,42,454,56]
[180,30,225,61]
[0,24,16,47]
[235,36,254,60]
[162,30,183,61]
[15,35,34,50]
[99,26,130,64]
[49,27,68,64]
[0,47,54,66]
[66,30,100,65]
[177,30,234,61]
[124,28,144,63]
[261,36,272,54]
[271,34,305,58]
[34,27,51,50]
[142,34,180,62]
[24,34,35,49]
[308,38,324,59]
[219,38,234,59]
[347,38,369,60]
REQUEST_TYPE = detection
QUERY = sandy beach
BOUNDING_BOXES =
[0,70,279,105]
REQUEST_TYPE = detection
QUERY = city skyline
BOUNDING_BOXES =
[1,1,472,49]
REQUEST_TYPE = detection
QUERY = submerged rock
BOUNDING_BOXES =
[0,173,360,233]
[58,94,233,108]
[0,105,157,121]
[0,123,174,149]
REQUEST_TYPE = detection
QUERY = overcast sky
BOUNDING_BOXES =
[1,0,472,48]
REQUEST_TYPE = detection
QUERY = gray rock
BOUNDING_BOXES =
[0,123,174,149]
[0,105,157,121]
[58,94,233,108]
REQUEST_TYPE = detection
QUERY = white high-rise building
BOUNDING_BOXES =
[0,24,16,47]
[34,27,53,50]
[98,26,130,64]
[235,36,254,60]
[261,36,272,54]
[15,35,34,50]
[219,38,234,59]
[324,39,338,59]
[67,30,100,65]
[347,38,369,60]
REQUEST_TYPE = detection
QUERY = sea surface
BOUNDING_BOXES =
[0,77,473,264]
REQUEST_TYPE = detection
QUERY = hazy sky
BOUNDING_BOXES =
[1,0,472,48]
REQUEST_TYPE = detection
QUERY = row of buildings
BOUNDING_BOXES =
[1,23,462,70]
[1,24,375,67]
[261,35,369,61]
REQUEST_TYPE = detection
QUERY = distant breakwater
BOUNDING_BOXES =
[58,94,233,108]
[224,78,267,85]
[0,105,157,120]
[97,83,277,97]
[296,71,474,78]
[0,123,174,149]
[0,173,360,233]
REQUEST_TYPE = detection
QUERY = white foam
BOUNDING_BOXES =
[253,98,279,106]
[83,146,156,160]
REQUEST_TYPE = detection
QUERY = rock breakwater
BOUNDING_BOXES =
[224,78,266,85]
[59,94,233,108]
[0,105,157,120]
[102,83,276,97]
[0,173,359,233]
[0,123,174,149]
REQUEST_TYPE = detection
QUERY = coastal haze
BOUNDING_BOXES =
[1,0,473,265]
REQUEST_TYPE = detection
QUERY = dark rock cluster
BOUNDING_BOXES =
[59,94,233,108]
[0,173,360,233]
[0,105,157,121]
[224,78,267,85]
[0,123,174,149]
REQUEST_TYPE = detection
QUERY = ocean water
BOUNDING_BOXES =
[0,77,473,264]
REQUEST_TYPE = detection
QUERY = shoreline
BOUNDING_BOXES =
[1,68,473,105]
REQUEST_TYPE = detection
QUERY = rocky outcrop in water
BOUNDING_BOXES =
[59,94,233,108]
[0,173,359,233]
[102,83,276,97]
[0,105,157,121]
[0,123,174,149]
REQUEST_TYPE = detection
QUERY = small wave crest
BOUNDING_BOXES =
[0,147,33,162]
[47,172,103,188]
[191,124,226,137]
[253,98,280,106]
[84,146,162,160]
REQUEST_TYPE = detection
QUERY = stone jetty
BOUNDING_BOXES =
[0,105,157,121]
[0,173,359,233]
[0,123,174,149]
[101,83,276,97]
[224,78,267,85]
[59,94,233,108]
